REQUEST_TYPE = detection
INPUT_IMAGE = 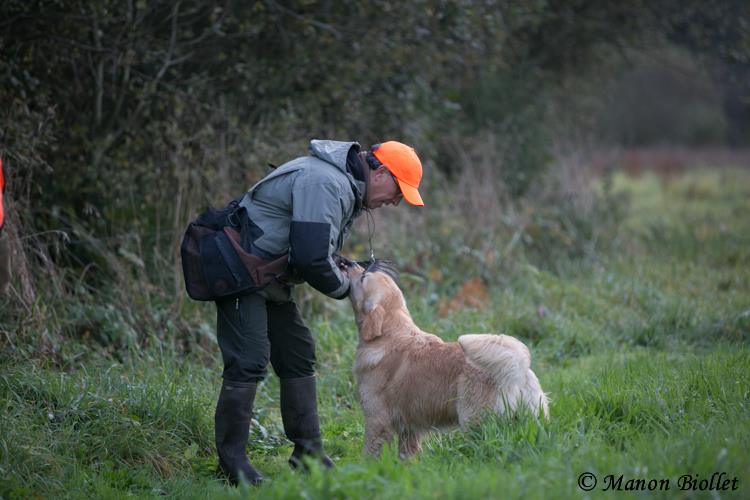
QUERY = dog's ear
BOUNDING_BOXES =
[361,301,385,342]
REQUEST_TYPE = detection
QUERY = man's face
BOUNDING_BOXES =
[366,166,403,209]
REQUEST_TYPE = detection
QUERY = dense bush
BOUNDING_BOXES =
[0,0,748,354]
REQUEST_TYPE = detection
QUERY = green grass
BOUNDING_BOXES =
[2,168,749,499]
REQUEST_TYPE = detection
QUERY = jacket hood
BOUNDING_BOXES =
[309,139,359,171]
[309,139,366,208]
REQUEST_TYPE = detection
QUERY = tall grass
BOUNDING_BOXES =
[1,167,749,498]
[2,346,747,498]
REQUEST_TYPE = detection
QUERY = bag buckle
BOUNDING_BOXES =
[227,209,240,227]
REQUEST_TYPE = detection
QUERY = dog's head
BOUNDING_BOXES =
[344,260,406,342]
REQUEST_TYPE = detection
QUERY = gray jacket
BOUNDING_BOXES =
[239,140,366,299]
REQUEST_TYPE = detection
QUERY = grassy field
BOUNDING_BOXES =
[2,168,749,499]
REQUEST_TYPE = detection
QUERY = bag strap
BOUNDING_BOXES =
[238,191,253,214]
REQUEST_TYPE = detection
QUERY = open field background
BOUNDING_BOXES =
[2,167,749,499]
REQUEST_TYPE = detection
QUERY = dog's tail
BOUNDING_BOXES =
[458,334,549,420]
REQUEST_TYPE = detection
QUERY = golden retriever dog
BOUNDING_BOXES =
[344,260,549,458]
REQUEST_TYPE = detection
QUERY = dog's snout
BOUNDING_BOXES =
[335,255,357,271]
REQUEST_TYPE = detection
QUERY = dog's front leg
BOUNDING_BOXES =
[363,419,393,456]
[398,430,422,459]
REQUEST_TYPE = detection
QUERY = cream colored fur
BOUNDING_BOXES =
[347,264,549,458]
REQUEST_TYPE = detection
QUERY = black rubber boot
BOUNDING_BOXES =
[215,380,264,485]
[280,376,334,470]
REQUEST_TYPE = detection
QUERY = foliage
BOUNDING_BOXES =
[1,168,749,497]
[1,0,748,353]
[3,348,749,499]
[1,1,748,495]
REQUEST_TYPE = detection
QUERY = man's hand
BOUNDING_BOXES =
[333,254,354,271]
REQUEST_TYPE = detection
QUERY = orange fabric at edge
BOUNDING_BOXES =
[0,157,5,229]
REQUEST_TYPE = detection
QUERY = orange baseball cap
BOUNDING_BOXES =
[372,141,424,206]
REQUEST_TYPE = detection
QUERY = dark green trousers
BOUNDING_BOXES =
[216,284,316,383]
